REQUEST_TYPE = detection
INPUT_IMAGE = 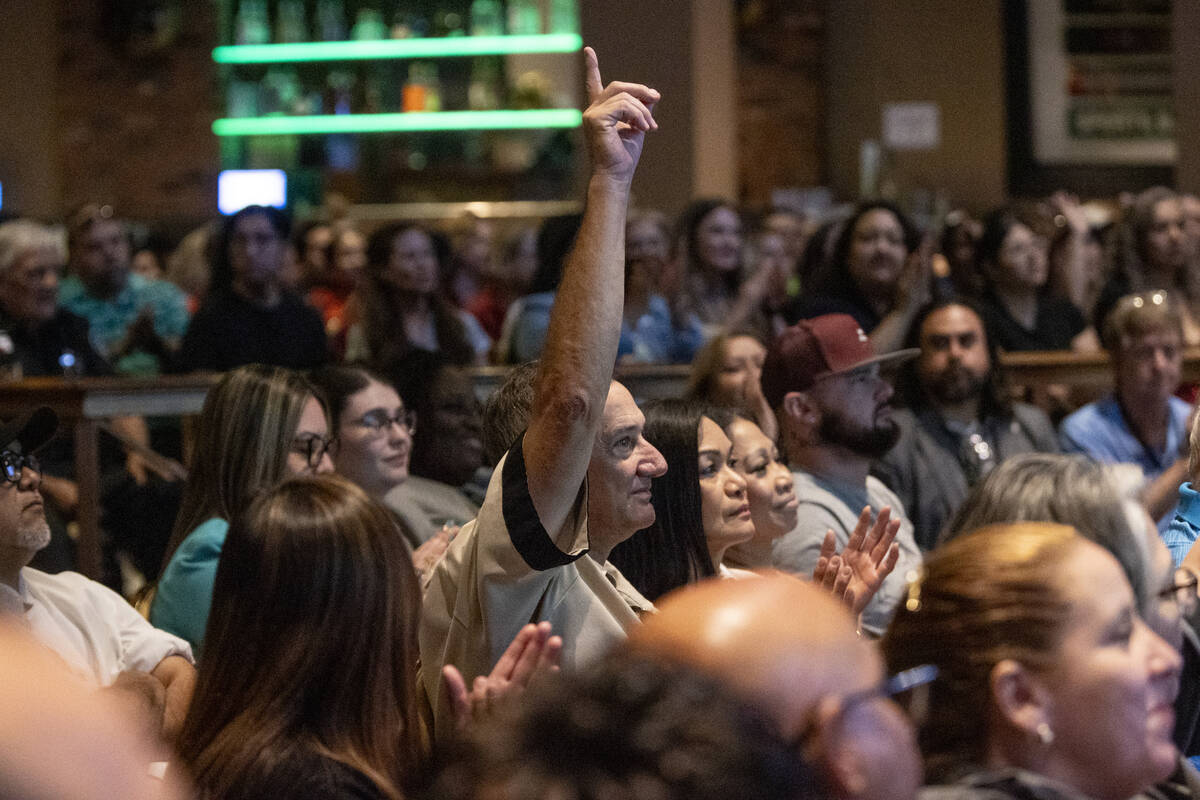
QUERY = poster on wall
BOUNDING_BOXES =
[1027,0,1175,165]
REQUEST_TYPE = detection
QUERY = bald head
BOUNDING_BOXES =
[629,573,875,735]
[630,574,922,800]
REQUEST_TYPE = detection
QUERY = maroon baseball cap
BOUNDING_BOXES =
[760,314,918,407]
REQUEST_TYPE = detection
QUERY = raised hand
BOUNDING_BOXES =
[895,234,935,312]
[442,621,563,732]
[839,506,901,616]
[581,46,660,184]
[812,532,856,611]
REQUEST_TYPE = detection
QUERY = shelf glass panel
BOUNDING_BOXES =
[212,109,583,136]
[213,34,583,64]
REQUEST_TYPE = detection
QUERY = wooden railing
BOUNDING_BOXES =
[3,348,1198,579]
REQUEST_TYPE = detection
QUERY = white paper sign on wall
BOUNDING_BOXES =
[882,102,941,151]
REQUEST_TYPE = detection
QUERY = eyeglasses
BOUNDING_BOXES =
[842,663,939,725]
[353,409,417,436]
[0,450,40,485]
[792,663,938,750]
[1158,567,1199,618]
[291,434,338,469]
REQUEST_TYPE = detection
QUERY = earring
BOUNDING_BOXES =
[1036,722,1055,746]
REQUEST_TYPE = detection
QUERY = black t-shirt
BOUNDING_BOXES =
[180,288,327,372]
[977,293,1086,351]
[785,292,881,332]
[213,751,388,800]
[0,307,112,378]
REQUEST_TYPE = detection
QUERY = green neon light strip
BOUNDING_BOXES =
[213,34,582,64]
[212,109,583,136]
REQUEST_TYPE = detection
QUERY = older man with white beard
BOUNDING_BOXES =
[0,406,194,741]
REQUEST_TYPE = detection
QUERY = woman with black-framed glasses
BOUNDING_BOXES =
[884,522,1181,800]
[308,365,414,507]
[150,364,333,657]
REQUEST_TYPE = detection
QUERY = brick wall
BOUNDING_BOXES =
[55,0,219,227]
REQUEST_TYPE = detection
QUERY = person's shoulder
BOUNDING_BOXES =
[189,289,237,320]
[788,470,852,520]
[172,519,230,560]
[57,275,87,303]
[1169,394,1193,422]
[1059,396,1112,431]
[21,567,124,612]
[280,290,326,327]
[22,566,97,593]
[866,474,906,510]
[265,751,387,800]
[295,759,385,800]
[1011,400,1054,428]
[132,273,186,303]
[791,293,872,326]
[52,306,92,330]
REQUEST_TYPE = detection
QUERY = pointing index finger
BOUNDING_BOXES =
[584,46,603,103]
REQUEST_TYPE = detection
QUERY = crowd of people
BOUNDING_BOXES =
[6,46,1200,800]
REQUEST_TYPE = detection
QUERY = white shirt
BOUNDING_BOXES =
[1,568,193,686]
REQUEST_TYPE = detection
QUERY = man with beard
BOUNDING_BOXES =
[0,407,194,741]
[872,301,1058,550]
[762,314,923,635]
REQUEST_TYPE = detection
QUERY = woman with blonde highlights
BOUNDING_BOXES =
[176,475,420,800]
[151,364,334,654]
[884,523,1180,800]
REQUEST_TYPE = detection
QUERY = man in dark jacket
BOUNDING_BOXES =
[873,300,1058,549]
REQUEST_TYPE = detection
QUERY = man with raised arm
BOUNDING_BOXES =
[420,48,664,737]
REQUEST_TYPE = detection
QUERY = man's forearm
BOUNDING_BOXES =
[537,175,629,414]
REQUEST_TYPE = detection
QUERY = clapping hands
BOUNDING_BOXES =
[811,506,901,618]
[442,621,562,733]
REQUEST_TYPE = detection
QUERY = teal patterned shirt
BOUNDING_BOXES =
[59,273,189,375]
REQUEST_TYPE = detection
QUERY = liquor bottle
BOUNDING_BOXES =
[424,63,443,111]
[507,0,541,35]
[468,58,501,110]
[403,63,428,112]
[549,0,577,34]
[315,0,347,41]
[234,0,270,44]
[469,0,503,35]
[351,8,388,40]
[275,0,308,43]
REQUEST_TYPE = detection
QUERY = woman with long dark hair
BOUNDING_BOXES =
[151,364,335,655]
[180,205,327,371]
[609,400,751,601]
[175,475,420,799]
[610,399,899,613]
[789,201,928,354]
[343,223,488,367]
[674,199,746,338]
[974,205,1098,352]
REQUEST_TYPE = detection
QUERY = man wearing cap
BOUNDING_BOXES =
[0,407,195,741]
[762,313,923,635]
